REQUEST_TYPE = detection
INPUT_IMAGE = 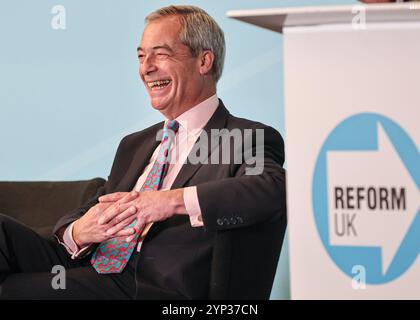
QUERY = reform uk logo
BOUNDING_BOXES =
[312,113,420,284]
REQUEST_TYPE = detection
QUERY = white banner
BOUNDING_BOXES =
[285,22,420,299]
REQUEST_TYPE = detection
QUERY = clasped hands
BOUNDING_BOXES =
[72,189,185,248]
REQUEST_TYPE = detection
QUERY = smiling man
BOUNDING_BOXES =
[0,5,287,299]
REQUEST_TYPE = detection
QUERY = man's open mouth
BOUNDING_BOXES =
[147,79,171,90]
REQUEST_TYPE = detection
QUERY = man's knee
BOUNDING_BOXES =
[0,213,9,223]
[0,213,12,233]
[0,213,17,225]
[0,214,24,234]
[0,273,56,300]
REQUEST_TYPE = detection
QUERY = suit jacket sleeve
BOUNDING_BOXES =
[196,124,286,231]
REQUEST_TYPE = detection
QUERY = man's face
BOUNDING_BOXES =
[138,16,205,118]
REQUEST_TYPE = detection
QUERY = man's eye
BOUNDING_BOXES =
[156,53,169,59]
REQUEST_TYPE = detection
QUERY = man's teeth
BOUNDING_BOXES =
[148,80,171,89]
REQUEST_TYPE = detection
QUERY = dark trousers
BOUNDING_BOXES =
[0,214,137,299]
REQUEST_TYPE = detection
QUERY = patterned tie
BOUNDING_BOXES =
[91,120,179,274]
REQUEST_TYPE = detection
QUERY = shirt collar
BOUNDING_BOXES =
[163,94,219,133]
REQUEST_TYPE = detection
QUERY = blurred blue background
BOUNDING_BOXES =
[0,0,357,299]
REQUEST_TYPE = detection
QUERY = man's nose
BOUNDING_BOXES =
[141,55,157,76]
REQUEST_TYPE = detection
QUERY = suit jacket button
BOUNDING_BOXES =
[236,216,244,224]
[230,217,237,225]
[217,218,224,226]
[223,218,230,225]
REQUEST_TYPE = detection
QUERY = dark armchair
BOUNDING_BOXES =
[0,178,286,299]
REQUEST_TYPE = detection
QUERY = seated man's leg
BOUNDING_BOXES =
[0,213,136,299]
[0,213,79,280]
[0,265,136,299]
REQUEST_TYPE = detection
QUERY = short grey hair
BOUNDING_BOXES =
[145,5,226,83]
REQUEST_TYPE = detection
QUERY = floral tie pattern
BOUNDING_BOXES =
[91,120,180,274]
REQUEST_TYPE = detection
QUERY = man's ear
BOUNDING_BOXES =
[199,50,215,76]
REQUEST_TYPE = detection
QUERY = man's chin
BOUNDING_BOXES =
[150,99,167,112]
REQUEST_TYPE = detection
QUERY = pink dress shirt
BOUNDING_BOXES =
[59,94,219,259]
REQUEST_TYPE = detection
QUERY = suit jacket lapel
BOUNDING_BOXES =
[116,123,163,191]
[171,100,230,189]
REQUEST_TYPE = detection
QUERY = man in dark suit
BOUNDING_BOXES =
[0,5,286,299]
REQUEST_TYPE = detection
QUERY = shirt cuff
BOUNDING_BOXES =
[57,221,93,259]
[183,186,204,227]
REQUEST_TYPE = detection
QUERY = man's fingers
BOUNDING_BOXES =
[99,191,138,203]
[98,202,133,225]
[125,234,136,243]
[98,192,127,203]
[105,211,137,236]
[113,227,136,238]
[118,191,139,204]
[105,205,137,229]
[125,219,145,242]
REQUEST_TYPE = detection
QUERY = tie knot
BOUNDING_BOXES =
[162,120,179,142]
[165,120,179,134]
